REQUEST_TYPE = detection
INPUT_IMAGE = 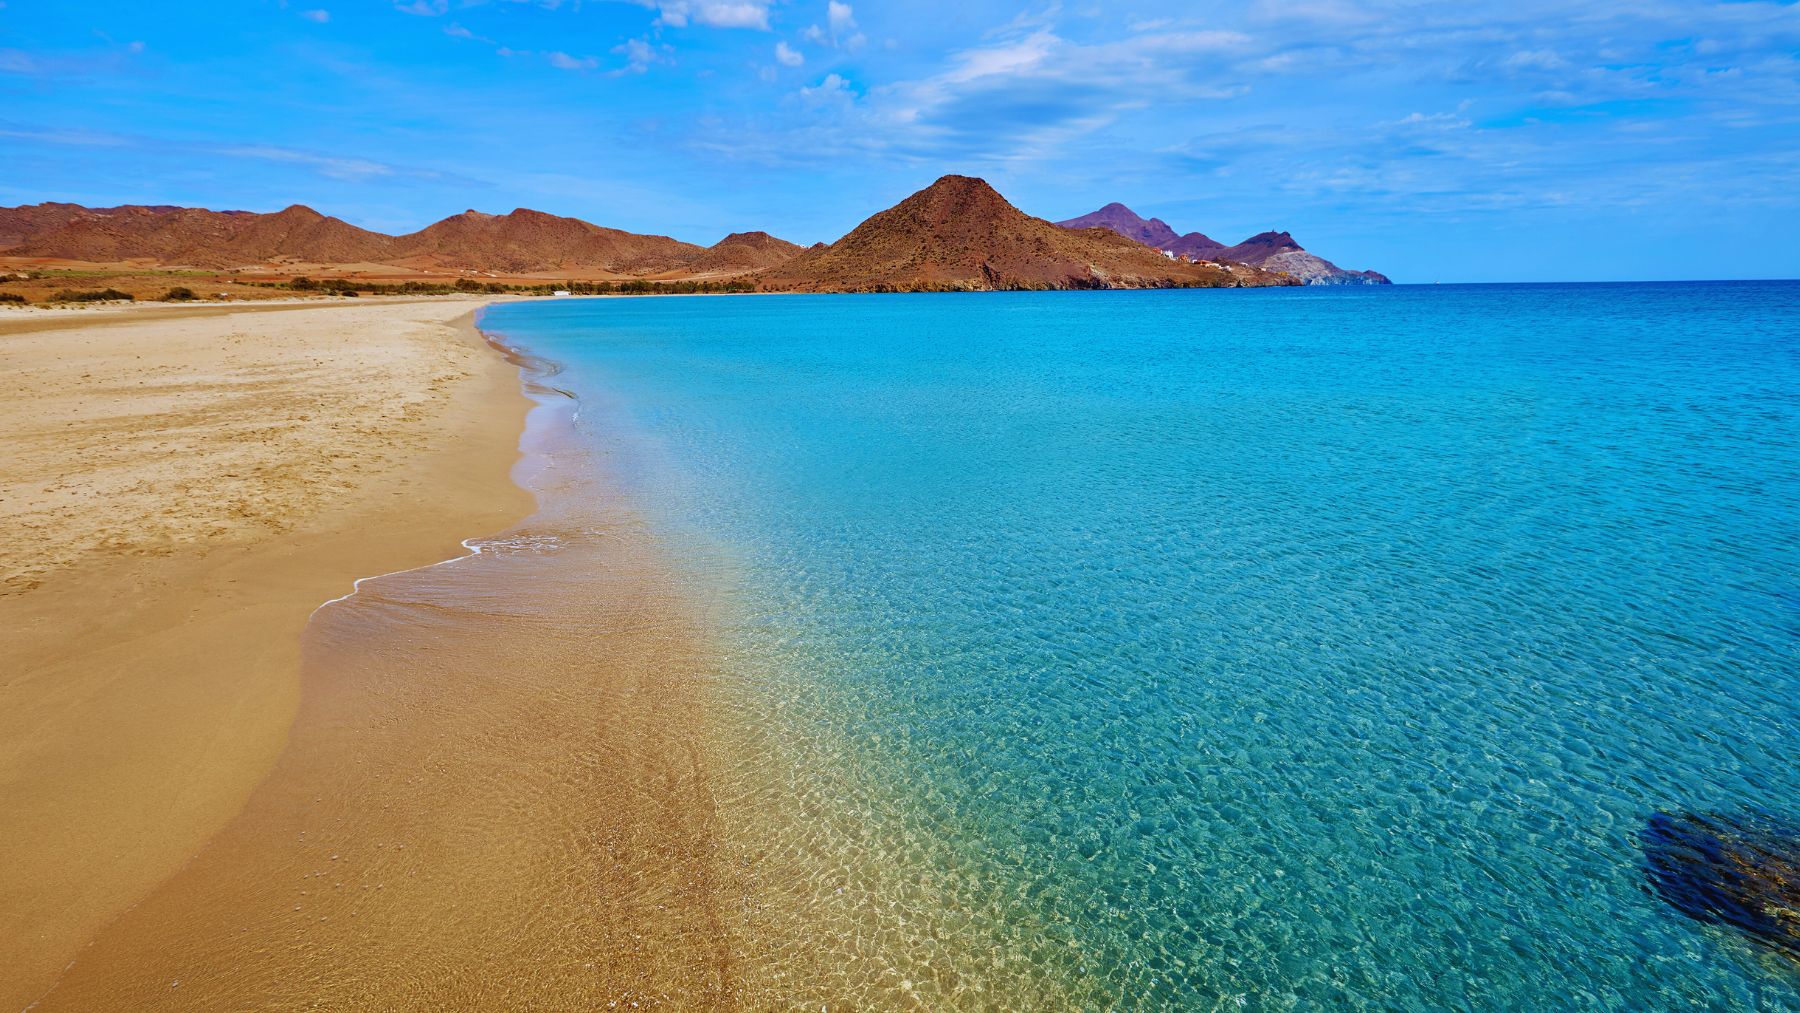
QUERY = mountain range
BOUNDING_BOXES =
[755,176,1291,292]
[1055,203,1390,285]
[0,202,712,276]
[0,178,1376,292]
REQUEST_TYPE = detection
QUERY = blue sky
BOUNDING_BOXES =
[2,0,1797,281]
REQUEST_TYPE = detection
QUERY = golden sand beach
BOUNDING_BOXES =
[0,298,533,1008]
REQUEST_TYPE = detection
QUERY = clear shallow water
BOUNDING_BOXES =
[482,283,1800,1009]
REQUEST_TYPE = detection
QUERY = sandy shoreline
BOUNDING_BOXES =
[0,297,533,1009]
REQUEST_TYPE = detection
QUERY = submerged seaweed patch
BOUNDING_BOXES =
[1643,810,1800,959]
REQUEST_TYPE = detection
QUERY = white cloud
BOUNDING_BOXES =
[827,1,855,34]
[300,9,330,23]
[216,144,407,181]
[1394,110,1472,129]
[804,2,862,49]
[1504,49,1568,71]
[775,41,803,67]
[394,0,448,14]
[0,124,134,147]
[703,3,770,28]
[9,130,471,186]
[642,1,771,30]
[0,46,145,76]
[614,37,664,74]
[799,71,854,102]
[851,24,1253,161]
[547,51,599,71]
[937,30,1059,85]
[0,49,39,74]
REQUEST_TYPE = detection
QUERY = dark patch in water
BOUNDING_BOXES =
[1643,811,1800,959]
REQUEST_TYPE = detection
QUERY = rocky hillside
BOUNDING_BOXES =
[1057,203,1390,285]
[1212,231,1391,285]
[387,208,702,274]
[1055,202,1181,249]
[6,204,396,266]
[2,202,714,276]
[0,202,145,250]
[1054,203,1226,261]
[756,176,1294,292]
[683,231,804,274]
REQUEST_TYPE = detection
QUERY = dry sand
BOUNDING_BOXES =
[0,298,532,1009]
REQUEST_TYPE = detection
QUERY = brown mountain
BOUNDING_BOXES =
[1054,202,1181,249]
[389,208,702,275]
[4,201,709,276]
[1213,230,1303,265]
[1058,204,1391,285]
[9,203,395,266]
[0,202,205,252]
[683,231,804,274]
[1168,231,1226,260]
[1054,203,1226,260]
[0,202,133,251]
[756,176,1293,292]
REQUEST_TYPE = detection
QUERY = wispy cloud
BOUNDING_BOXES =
[802,1,864,49]
[0,49,40,74]
[0,123,135,147]
[852,26,1250,160]
[299,9,330,23]
[799,72,854,103]
[546,51,599,72]
[217,144,408,180]
[1,122,471,185]
[614,37,669,74]
[827,1,855,35]
[637,1,770,30]
[443,23,495,44]
[0,38,146,78]
[775,41,803,67]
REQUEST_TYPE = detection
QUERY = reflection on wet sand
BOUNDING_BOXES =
[36,383,770,1008]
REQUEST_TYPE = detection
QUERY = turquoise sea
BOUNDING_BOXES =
[481,283,1800,1009]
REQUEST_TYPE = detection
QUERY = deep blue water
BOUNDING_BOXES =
[482,283,1800,1009]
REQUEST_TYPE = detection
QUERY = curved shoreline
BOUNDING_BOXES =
[24,303,766,1008]
[0,298,535,1009]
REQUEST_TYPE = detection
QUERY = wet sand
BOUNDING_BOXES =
[24,352,776,1008]
[0,299,533,1009]
[2,297,1086,1009]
